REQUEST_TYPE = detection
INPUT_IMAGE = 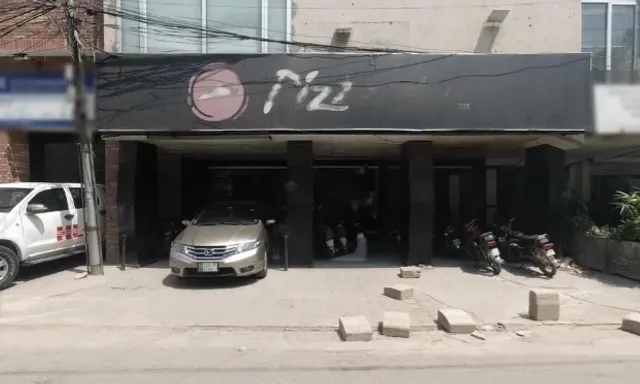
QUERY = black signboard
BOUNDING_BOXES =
[97,53,591,133]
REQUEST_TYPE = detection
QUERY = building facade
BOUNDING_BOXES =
[94,0,602,269]
[3,1,639,268]
[0,1,105,185]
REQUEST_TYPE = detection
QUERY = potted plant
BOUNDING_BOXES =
[568,200,610,272]
[607,190,640,280]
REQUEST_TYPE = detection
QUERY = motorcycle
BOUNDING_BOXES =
[462,218,503,275]
[495,219,558,278]
[334,223,349,255]
[443,224,463,257]
[319,225,337,259]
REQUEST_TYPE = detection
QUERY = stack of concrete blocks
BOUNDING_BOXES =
[338,316,373,341]
[437,308,477,334]
[399,266,421,278]
[528,289,560,321]
[621,313,640,336]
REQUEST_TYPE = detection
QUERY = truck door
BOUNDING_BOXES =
[23,187,76,260]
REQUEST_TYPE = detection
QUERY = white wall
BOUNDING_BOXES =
[291,0,581,54]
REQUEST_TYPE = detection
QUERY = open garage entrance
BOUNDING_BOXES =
[107,133,581,267]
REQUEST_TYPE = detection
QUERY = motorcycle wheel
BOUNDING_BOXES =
[538,256,557,278]
[488,253,502,275]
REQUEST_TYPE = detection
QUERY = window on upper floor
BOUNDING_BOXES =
[119,0,290,54]
[581,0,638,72]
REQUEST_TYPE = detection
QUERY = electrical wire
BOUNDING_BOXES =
[73,1,611,65]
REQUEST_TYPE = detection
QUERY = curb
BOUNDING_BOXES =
[0,321,622,332]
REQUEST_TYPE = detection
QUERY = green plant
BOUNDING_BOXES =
[565,199,596,235]
[610,189,640,242]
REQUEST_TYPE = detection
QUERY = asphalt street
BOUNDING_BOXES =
[1,325,639,383]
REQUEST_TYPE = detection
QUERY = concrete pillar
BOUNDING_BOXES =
[579,161,591,203]
[524,145,566,250]
[568,160,591,203]
[448,173,460,225]
[286,141,314,266]
[403,141,434,266]
[486,168,498,224]
[473,160,487,226]
[157,149,182,220]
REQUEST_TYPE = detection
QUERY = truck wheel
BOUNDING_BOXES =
[0,245,20,290]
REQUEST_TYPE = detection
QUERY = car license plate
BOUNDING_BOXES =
[453,238,461,247]
[197,262,219,273]
[546,249,555,257]
[490,248,500,257]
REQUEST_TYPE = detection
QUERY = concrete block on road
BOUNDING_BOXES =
[529,289,560,321]
[437,308,476,334]
[384,284,414,300]
[382,311,410,338]
[621,312,640,336]
[399,266,421,278]
[338,316,373,342]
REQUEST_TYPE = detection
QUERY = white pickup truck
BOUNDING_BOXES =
[0,182,106,290]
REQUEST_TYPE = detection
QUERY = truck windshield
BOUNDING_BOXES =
[0,188,33,212]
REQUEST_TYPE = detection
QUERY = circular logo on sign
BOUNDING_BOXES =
[188,63,248,122]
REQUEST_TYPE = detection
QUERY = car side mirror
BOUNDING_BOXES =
[266,219,276,225]
[181,219,191,226]
[26,204,48,214]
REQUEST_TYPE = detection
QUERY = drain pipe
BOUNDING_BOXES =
[119,234,127,271]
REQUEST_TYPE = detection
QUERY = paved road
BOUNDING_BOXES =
[3,360,639,384]
[1,325,640,383]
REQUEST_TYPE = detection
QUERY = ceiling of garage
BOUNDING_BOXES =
[110,133,593,161]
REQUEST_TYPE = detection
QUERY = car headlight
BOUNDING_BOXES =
[236,241,262,253]
[171,242,187,255]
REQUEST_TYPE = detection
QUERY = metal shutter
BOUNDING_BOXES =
[43,141,106,184]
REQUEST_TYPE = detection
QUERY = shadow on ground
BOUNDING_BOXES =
[16,253,86,283]
[161,273,259,290]
[567,267,640,289]
[501,263,553,279]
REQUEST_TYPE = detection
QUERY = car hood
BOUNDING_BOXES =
[175,223,262,246]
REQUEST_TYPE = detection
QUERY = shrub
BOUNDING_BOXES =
[610,189,640,242]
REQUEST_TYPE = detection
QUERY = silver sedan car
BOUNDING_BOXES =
[169,204,273,279]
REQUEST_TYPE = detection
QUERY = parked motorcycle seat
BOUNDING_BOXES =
[514,233,538,245]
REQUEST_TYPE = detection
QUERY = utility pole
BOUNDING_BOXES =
[64,0,103,275]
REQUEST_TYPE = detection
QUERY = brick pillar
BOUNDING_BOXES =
[0,131,30,182]
[105,140,120,264]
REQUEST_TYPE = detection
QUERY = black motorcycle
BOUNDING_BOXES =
[318,225,337,259]
[443,224,463,257]
[462,218,503,275]
[334,223,349,255]
[494,219,558,278]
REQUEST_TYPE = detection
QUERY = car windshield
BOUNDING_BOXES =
[193,205,260,226]
[0,187,33,212]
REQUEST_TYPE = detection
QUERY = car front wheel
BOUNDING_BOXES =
[255,249,268,279]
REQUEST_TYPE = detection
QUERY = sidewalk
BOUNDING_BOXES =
[0,257,639,329]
